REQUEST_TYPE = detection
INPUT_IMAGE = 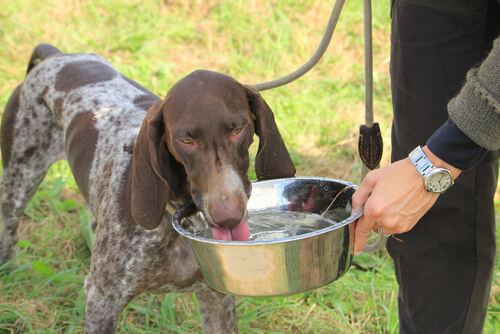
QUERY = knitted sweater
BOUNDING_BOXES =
[448,36,500,151]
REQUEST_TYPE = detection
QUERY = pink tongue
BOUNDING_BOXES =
[212,220,250,241]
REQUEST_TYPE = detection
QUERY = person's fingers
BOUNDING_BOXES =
[353,214,376,255]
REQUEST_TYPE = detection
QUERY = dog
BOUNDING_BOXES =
[0,44,296,333]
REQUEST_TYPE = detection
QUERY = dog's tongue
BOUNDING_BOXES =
[212,220,250,241]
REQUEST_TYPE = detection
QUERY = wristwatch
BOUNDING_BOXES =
[409,146,454,193]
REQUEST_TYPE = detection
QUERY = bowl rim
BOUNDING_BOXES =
[172,177,363,246]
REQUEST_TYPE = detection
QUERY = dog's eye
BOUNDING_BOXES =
[232,127,243,136]
[181,138,194,145]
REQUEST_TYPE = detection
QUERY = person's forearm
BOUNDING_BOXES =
[448,37,500,151]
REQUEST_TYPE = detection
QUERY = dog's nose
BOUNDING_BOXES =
[209,199,245,227]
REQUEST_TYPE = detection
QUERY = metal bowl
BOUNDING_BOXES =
[172,177,362,297]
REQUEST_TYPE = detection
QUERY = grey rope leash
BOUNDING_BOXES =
[252,0,346,91]
[363,0,374,153]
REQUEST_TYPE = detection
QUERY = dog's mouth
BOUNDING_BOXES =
[191,192,251,242]
[201,208,250,242]
[211,218,250,241]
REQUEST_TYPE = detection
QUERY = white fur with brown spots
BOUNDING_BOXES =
[0,44,295,333]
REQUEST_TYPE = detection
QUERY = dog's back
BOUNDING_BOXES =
[15,46,159,207]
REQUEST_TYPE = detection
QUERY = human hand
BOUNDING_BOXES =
[351,146,461,255]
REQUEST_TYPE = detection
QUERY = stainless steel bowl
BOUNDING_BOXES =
[172,177,362,297]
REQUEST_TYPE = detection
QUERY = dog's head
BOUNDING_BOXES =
[131,70,295,240]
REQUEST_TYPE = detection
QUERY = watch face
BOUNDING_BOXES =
[425,169,454,193]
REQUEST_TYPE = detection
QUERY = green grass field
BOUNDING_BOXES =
[0,0,499,332]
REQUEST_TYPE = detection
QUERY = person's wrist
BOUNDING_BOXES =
[422,145,462,180]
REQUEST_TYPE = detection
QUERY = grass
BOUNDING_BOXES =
[0,0,498,333]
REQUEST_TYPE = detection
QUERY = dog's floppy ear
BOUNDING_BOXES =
[131,100,177,230]
[244,85,296,180]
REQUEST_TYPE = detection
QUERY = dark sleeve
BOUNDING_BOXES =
[426,118,488,171]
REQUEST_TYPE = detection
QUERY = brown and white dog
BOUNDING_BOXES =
[0,44,295,333]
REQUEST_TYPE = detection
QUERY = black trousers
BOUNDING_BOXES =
[388,0,500,333]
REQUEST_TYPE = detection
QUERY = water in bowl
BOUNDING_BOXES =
[195,210,338,241]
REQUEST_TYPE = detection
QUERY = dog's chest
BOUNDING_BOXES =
[92,216,206,295]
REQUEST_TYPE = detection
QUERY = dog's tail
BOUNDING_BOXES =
[27,44,63,74]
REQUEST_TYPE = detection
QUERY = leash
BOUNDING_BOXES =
[252,0,346,92]
[252,0,387,251]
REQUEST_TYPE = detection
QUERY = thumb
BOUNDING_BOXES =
[351,172,379,255]
[353,214,375,255]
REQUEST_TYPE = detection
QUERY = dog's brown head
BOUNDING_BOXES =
[131,70,295,240]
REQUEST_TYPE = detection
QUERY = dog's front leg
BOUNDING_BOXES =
[196,290,238,333]
[84,275,129,334]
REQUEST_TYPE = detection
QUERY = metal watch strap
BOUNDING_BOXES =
[409,146,434,177]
